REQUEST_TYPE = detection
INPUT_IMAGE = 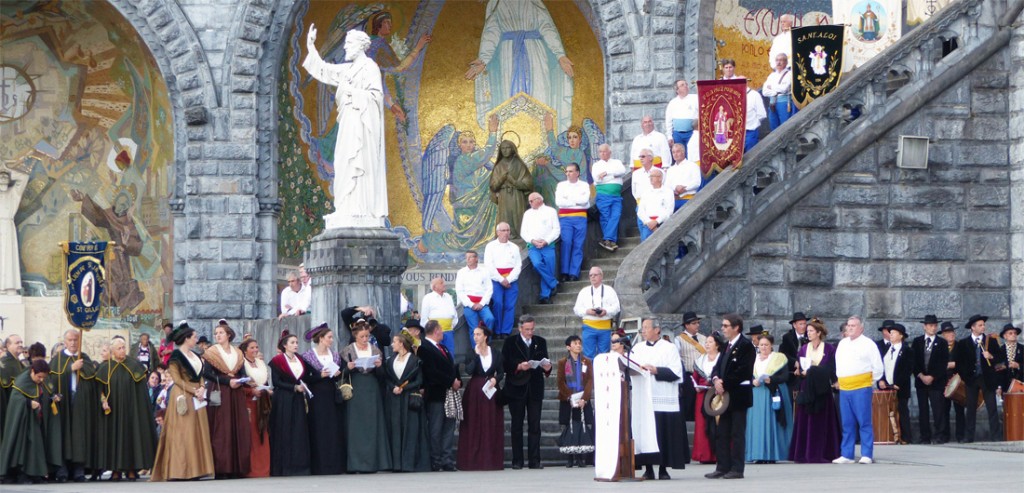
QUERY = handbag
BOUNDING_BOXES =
[408,391,423,411]
[443,388,463,421]
[557,408,595,454]
[208,380,222,407]
[338,373,354,401]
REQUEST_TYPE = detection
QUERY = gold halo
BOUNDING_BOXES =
[500,130,521,148]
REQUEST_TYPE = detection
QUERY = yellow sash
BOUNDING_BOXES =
[838,372,873,391]
[431,318,453,332]
[678,333,706,355]
[583,319,612,330]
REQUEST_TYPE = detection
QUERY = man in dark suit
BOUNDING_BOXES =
[953,314,1005,442]
[502,315,551,469]
[779,312,808,391]
[705,314,755,480]
[877,323,914,444]
[938,322,966,443]
[911,314,950,444]
[419,320,462,471]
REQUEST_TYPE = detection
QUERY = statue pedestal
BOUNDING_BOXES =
[304,227,407,346]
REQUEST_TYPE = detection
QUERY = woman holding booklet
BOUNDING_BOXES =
[341,320,391,472]
[457,324,507,470]
[301,323,346,475]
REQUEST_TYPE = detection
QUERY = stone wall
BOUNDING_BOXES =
[1010,4,1024,323]
[684,43,1015,335]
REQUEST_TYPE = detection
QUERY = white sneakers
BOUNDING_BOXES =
[832,456,874,464]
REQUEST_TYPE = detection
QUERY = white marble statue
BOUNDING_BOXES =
[303,26,388,229]
[0,164,29,295]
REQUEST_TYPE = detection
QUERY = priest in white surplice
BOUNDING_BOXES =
[303,26,388,228]
[631,318,690,479]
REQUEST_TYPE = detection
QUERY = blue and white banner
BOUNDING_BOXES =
[63,241,109,329]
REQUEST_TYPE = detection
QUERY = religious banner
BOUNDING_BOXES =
[697,79,748,176]
[907,0,951,26]
[832,0,901,71]
[791,25,845,109]
[63,241,109,329]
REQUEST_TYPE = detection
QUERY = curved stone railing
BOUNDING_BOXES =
[617,0,1020,316]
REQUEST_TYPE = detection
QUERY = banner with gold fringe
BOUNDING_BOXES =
[792,25,845,109]
[62,241,110,329]
[696,79,747,176]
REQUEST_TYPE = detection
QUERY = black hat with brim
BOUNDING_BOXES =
[889,323,908,337]
[920,314,941,324]
[1000,323,1021,338]
[939,321,956,333]
[964,314,988,329]
[789,312,808,324]
[746,324,766,336]
[403,318,421,329]
[878,319,896,331]
[682,311,701,324]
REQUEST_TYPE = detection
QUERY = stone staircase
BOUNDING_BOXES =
[486,232,641,465]
[522,234,640,361]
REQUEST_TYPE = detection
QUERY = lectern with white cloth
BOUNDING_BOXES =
[593,353,658,481]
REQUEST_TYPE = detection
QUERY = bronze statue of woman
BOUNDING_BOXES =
[489,140,534,240]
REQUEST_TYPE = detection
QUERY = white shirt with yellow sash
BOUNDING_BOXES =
[419,291,458,332]
[573,283,620,330]
[836,334,884,391]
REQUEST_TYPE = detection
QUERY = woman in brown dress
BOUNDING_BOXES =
[150,322,215,481]
[239,338,271,478]
[202,322,251,478]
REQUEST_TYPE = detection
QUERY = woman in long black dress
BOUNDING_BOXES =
[268,331,311,476]
[457,325,505,470]
[300,323,345,475]
[383,330,431,472]
[341,322,392,473]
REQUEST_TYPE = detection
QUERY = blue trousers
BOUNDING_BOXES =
[672,129,693,149]
[490,280,518,336]
[582,326,611,360]
[768,97,796,130]
[745,129,760,152]
[559,216,586,277]
[595,193,621,242]
[839,387,874,459]
[528,245,558,298]
[463,306,495,336]
[441,330,456,360]
[637,218,657,242]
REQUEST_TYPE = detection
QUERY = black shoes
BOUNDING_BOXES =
[705,471,726,479]
[722,471,744,479]
[642,468,655,480]
[511,463,523,470]
[442,464,458,472]
[528,463,543,469]
[537,297,551,305]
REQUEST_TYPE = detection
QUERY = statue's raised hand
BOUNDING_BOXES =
[307,24,318,49]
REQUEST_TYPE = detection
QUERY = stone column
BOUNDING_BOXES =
[304,228,407,347]
[1010,8,1024,322]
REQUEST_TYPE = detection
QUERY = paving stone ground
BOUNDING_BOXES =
[9,442,1022,493]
